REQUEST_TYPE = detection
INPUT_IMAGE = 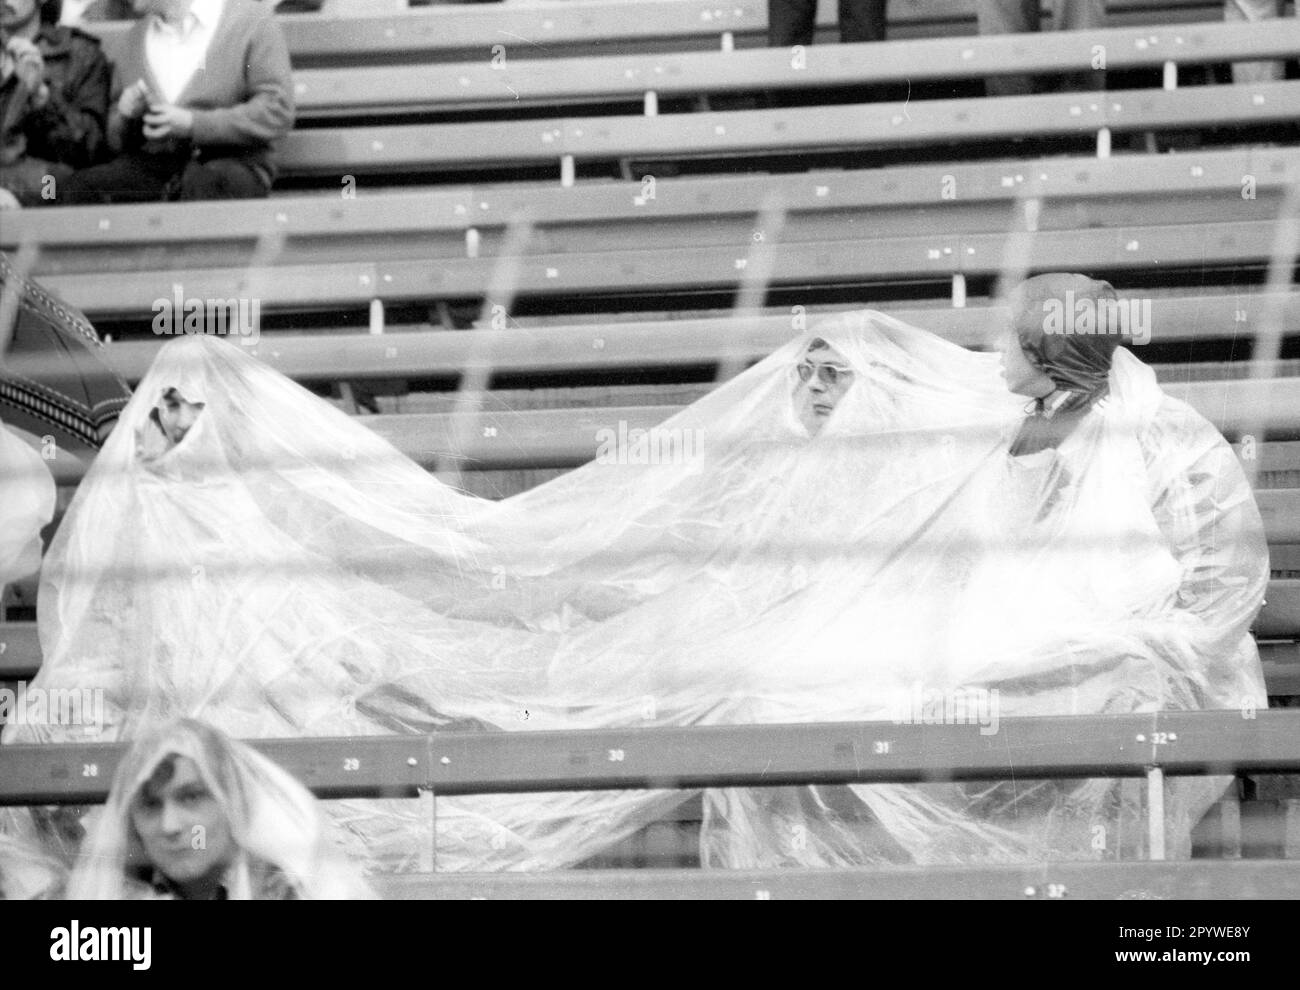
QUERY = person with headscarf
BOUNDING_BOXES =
[994,272,1268,695]
[927,272,1272,860]
[67,717,374,899]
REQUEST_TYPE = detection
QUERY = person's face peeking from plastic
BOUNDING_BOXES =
[129,754,238,899]
[139,387,205,461]
[157,388,204,445]
[793,338,856,435]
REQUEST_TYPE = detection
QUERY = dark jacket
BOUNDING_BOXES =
[21,22,111,169]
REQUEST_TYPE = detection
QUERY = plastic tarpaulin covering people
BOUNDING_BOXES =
[0,419,56,587]
[3,303,1268,872]
[0,832,64,899]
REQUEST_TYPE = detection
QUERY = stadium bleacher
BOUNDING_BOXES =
[1,0,1298,896]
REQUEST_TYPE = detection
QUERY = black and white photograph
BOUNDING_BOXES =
[0,0,1297,958]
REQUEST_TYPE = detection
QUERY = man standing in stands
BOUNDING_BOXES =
[768,0,886,50]
[65,0,293,203]
[0,0,110,207]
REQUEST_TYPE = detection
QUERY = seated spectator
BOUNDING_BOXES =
[977,0,1105,97]
[64,0,293,204]
[768,0,885,49]
[0,0,110,207]
[68,718,374,899]
[1224,1,1297,84]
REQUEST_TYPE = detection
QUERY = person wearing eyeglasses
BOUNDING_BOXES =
[792,337,857,436]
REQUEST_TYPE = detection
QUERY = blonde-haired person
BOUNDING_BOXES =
[68,718,374,899]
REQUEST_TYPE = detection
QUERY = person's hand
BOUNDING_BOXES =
[6,37,44,93]
[118,79,151,119]
[0,188,22,210]
[142,103,194,140]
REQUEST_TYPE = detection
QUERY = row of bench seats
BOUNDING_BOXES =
[8,147,1296,282]
[88,0,1255,65]
[373,861,1300,898]
[65,294,1300,382]
[22,219,1300,322]
[279,78,1300,181]
[1,711,1295,803]
[0,711,1296,884]
[282,21,1300,116]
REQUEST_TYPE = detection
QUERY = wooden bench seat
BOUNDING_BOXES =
[8,149,1297,280]
[288,21,1300,116]
[32,219,1299,318]
[50,293,1291,385]
[372,861,1300,899]
[274,81,1300,176]
[1,710,1298,805]
[84,1,1258,65]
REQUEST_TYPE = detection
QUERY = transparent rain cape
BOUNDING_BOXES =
[0,420,56,587]
[3,311,1268,871]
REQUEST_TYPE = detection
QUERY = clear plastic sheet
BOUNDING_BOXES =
[0,421,56,586]
[2,310,1269,871]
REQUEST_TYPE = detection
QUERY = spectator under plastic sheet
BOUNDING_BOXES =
[0,419,55,589]
[68,717,374,898]
[2,306,1268,871]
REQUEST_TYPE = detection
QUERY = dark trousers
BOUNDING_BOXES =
[977,0,1107,96]
[0,158,72,206]
[65,150,270,205]
[768,0,887,47]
